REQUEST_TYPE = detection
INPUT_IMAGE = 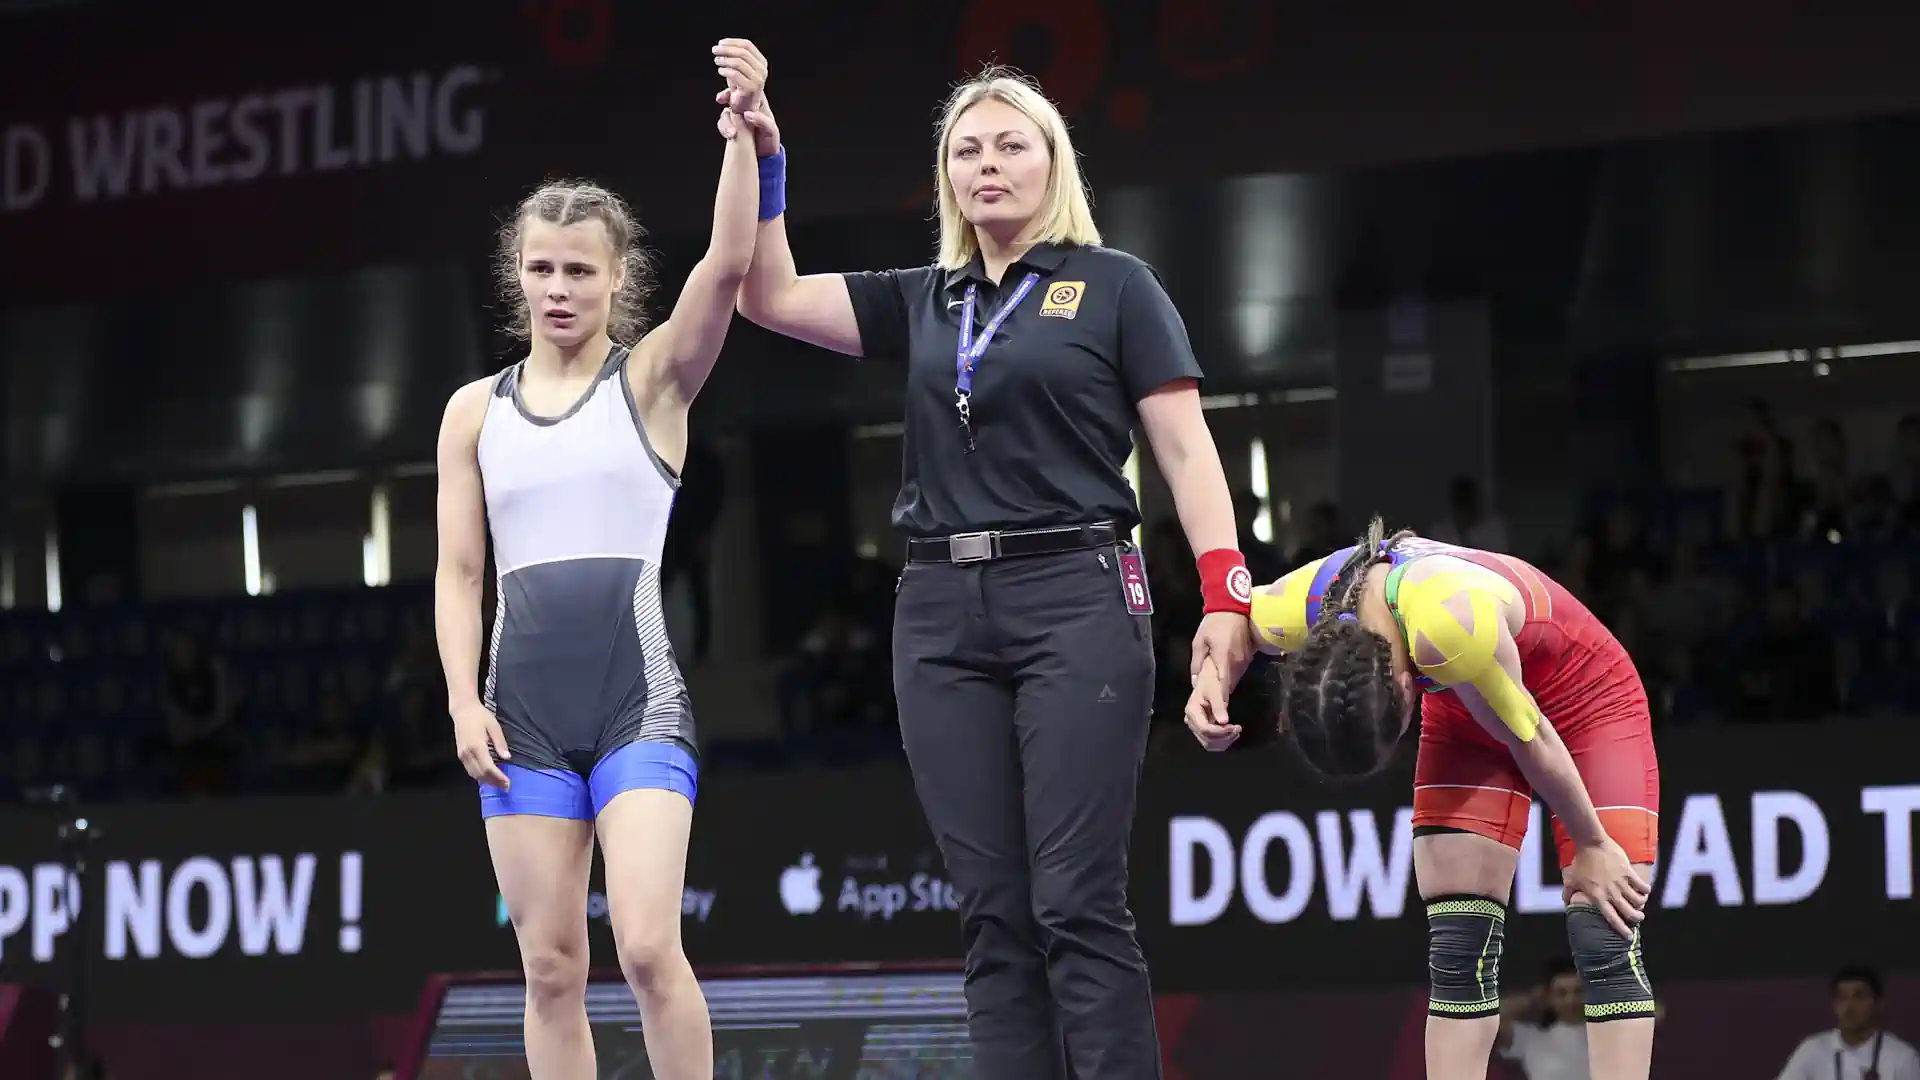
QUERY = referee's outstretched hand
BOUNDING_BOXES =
[453,701,512,789]
[1183,656,1242,752]
[1189,611,1256,696]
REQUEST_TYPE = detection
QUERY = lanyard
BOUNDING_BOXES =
[1836,1030,1884,1080]
[955,272,1040,398]
[953,272,1039,453]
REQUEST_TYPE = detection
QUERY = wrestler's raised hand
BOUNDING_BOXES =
[716,93,782,158]
[715,73,780,156]
[734,98,782,158]
[712,38,769,111]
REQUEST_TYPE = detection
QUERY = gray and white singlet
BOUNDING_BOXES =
[476,346,696,773]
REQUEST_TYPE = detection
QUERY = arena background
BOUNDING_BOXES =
[5,0,1920,1077]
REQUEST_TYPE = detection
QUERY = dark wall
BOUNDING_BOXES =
[9,0,1920,484]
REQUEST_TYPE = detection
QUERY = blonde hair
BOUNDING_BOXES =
[933,67,1101,270]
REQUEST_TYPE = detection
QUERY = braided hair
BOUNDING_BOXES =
[1279,517,1418,777]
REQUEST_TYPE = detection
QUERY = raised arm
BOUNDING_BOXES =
[727,94,866,356]
[630,40,766,407]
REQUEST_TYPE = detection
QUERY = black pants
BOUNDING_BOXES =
[893,545,1161,1080]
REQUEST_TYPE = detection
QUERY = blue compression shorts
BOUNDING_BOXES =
[477,740,698,820]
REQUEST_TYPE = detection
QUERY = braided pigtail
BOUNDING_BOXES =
[1314,517,1416,625]
[1275,516,1416,777]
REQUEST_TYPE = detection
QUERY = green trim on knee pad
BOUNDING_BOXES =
[1565,904,1655,1022]
[1426,893,1506,1019]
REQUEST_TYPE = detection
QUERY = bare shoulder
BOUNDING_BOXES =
[446,373,497,409]
[440,375,498,438]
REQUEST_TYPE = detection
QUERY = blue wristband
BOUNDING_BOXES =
[757,146,786,222]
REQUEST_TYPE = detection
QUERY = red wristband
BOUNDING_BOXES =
[1197,549,1253,615]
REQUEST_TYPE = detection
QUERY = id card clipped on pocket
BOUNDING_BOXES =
[1116,548,1154,615]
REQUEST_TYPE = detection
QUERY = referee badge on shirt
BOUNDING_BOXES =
[1039,280,1086,319]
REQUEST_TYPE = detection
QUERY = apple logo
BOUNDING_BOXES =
[780,854,824,916]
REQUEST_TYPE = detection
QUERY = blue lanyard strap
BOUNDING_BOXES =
[955,272,1041,397]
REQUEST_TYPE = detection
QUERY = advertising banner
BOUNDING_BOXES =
[0,766,962,1021]
[0,791,495,1020]
[1132,722,1920,993]
[1,724,1916,1024]
[4,0,1919,296]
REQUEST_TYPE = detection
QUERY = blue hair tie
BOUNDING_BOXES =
[1337,611,1359,624]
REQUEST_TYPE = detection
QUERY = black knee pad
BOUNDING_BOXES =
[1566,904,1656,1022]
[1425,895,1506,1019]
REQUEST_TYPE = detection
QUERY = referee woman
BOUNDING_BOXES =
[732,68,1252,1078]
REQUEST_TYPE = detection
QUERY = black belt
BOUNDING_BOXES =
[907,523,1119,564]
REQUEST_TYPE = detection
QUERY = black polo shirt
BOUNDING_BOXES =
[844,242,1203,539]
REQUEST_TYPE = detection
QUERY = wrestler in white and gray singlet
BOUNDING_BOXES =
[475,345,698,819]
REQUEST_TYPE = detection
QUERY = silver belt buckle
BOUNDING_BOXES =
[948,531,994,564]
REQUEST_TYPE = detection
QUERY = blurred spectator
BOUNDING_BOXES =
[1640,540,1733,649]
[1869,557,1917,647]
[61,1056,113,1080]
[1794,561,1842,627]
[1428,475,1510,552]
[347,737,388,795]
[1774,966,1920,1080]
[663,439,727,667]
[1650,642,1718,726]
[278,687,368,792]
[384,615,442,703]
[384,684,463,788]
[845,552,899,638]
[1733,584,1837,721]
[1894,415,1920,528]
[1608,574,1652,660]
[1586,503,1658,613]
[1728,400,1804,541]
[1287,500,1344,565]
[1144,518,1201,744]
[779,605,890,738]
[1218,492,1284,752]
[1807,418,1855,540]
[160,631,240,796]
[1494,956,1589,1080]
[1852,474,1902,543]
[1552,532,1595,599]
